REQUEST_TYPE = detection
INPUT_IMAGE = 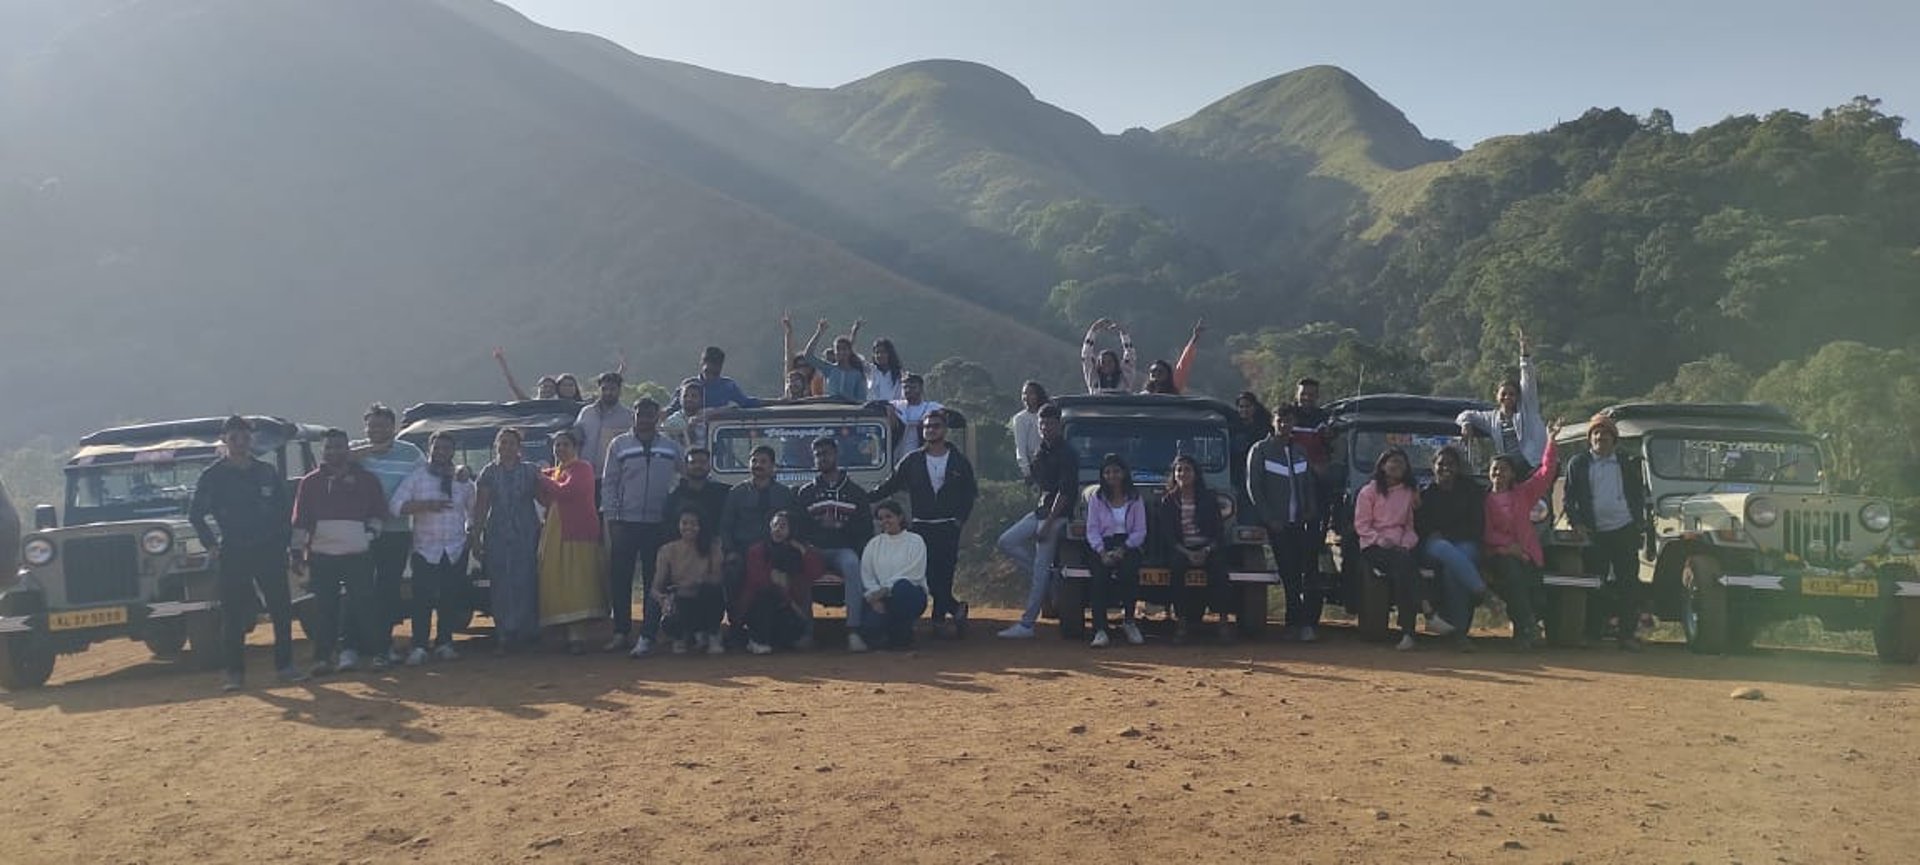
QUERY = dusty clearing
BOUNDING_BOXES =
[3,611,1916,864]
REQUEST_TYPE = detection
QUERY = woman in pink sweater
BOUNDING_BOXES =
[1353,447,1424,650]
[1482,422,1562,650]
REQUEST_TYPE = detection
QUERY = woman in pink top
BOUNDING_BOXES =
[536,429,608,654]
[1353,447,1424,650]
[1482,422,1562,650]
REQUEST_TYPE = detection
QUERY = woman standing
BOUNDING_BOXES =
[857,501,929,651]
[1084,454,1146,648]
[536,429,607,654]
[648,507,726,656]
[1157,455,1233,644]
[1354,447,1424,650]
[469,428,543,654]
[738,511,824,654]
[1009,381,1050,482]
[867,337,907,402]
[1483,425,1561,650]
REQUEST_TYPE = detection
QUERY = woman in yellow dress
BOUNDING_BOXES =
[537,429,607,654]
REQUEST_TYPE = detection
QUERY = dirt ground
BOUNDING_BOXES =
[3,610,1916,865]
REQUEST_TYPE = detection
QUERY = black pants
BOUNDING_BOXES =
[1361,545,1421,636]
[366,530,412,645]
[409,551,466,650]
[744,590,810,649]
[1086,542,1140,633]
[1270,523,1323,629]
[607,520,669,637]
[914,520,962,622]
[1172,547,1232,623]
[1485,554,1541,640]
[662,583,726,641]
[1584,526,1644,637]
[218,542,293,675]
[309,552,379,660]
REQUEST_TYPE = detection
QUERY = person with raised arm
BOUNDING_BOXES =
[1142,319,1206,395]
[789,314,869,401]
[1458,329,1546,475]
[1080,318,1137,394]
[535,429,607,654]
[1483,422,1564,650]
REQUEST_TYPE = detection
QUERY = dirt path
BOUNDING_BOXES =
[3,611,1916,864]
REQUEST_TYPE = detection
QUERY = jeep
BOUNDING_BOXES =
[2,416,325,689]
[1550,402,1919,662]
[1048,393,1280,639]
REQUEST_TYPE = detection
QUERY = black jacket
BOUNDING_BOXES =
[663,478,731,539]
[870,446,977,523]
[1415,480,1486,543]
[1157,488,1224,549]
[796,473,873,551]
[189,457,292,549]
[1563,450,1646,533]
[1246,436,1322,527]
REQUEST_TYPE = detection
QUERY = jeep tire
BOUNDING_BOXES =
[1873,567,1920,663]
[1055,577,1086,639]
[142,618,189,659]
[1237,582,1269,639]
[185,611,224,670]
[1358,568,1391,642]
[0,634,56,690]
[1681,555,1728,654]
[1545,588,1587,649]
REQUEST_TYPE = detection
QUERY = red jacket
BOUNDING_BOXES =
[735,541,823,619]
[1483,440,1558,566]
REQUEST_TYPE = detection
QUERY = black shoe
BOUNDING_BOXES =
[953,602,970,638]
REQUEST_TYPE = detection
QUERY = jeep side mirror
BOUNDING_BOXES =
[34,504,57,530]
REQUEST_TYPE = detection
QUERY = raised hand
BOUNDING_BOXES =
[1191,317,1208,339]
[815,318,831,334]
[492,346,506,361]
[1516,326,1531,356]
[780,310,793,332]
[1548,417,1566,439]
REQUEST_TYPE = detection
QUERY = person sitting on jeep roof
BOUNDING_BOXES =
[858,501,930,651]
[649,507,726,657]
[661,380,709,452]
[1457,329,1546,475]
[291,428,390,676]
[871,409,976,640]
[867,337,907,402]
[1416,446,1485,651]
[1141,318,1206,395]
[789,314,870,401]
[1080,318,1137,394]
[190,415,305,691]
[1483,428,1561,650]
[889,374,945,463]
[1248,403,1325,642]
[1354,447,1425,651]
[670,346,762,413]
[1562,413,1645,651]
[797,437,873,630]
[1158,454,1233,644]
[738,511,823,655]
[1085,454,1147,648]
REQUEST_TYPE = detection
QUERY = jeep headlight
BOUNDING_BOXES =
[1215,491,1237,521]
[23,537,56,567]
[1529,499,1550,524]
[1746,497,1778,528]
[1859,501,1892,533]
[141,528,175,555]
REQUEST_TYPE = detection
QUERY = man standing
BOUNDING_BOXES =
[1248,404,1325,641]
[664,447,731,536]
[1457,331,1546,474]
[574,371,634,480]
[719,446,797,605]
[1564,413,1646,651]
[889,374,945,464]
[797,438,874,643]
[672,346,761,412]
[871,409,978,640]
[353,403,423,662]
[189,416,305,691]
[291,429,389,676]
[996,404,1075,639]
[388,431,476,666]
[602,398,681,655]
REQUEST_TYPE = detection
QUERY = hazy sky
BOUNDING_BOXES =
[503,0,1917,147]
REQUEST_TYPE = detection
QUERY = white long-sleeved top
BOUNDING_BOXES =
[859,530,928,596]
[1009,408,1041,480]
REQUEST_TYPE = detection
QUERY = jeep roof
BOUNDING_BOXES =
[1325,394,1492,429]
[399,400,583,441]
[1052,393,1235,426]
[68,416,317,468]
[1559,402,1803,441]
[705,397,969,429]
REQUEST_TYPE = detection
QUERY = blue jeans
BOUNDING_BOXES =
[1420,537,1485,633]
[860,579,928,648]
[818,547,863,627]
[998,513,1063,627]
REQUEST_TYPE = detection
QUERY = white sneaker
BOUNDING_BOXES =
[433,644,459,662]
[1299,626,1319,643]
[336,649,360,672]
[746,640,772,655]
[1426,616,1456,637]
[1122,621,1145,645]
[706,635,726,656]
[996,623,1036,639]
[670,639,688,655]
[848,633,870,653]
[1089,630,1111,648]
[405,647,429,666]
[628,637,652,659]
[1396,634,1416,651]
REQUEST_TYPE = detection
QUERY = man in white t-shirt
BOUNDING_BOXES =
[890,374,944,464]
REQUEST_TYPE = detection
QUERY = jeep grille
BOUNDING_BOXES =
[1780,508,1850,563]
[61,536,140,604]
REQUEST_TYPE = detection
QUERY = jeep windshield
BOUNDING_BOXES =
[66,455,218,520]
[711,422,890,474]
[1347,430,1491,485]
[1065,420,1228,485]
[1645,434,1823,486]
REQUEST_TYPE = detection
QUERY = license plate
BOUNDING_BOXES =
[1801,577,1878,599]
[1183,569,1210,588]
[1139,568,1171,588]
[49,606,130,631]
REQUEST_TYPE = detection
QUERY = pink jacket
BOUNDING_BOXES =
[1483,440,1558,566]
[1354,482,1419,551]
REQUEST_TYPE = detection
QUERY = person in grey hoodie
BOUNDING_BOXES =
[1247,403,1325,641]
[601,398,682,653]
[1457,330,1546,474]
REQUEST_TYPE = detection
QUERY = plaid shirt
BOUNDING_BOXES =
[388,465,476,562]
